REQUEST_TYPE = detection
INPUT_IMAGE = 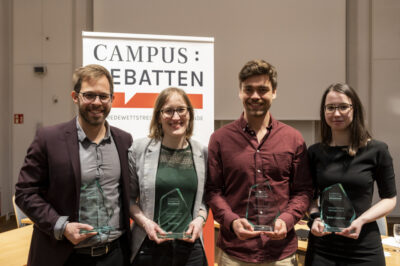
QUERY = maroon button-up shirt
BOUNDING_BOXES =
[206,114,312,263]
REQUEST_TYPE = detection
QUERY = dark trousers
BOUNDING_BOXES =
[65,238,129,266]
[305,250,385,266]
[132,237,207,266]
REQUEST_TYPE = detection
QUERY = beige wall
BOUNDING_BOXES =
[0,0,92,215]
[0,0,11,215]
[370,0,400,216]
[10,0,75,218]
[93,0,346,121]
[346,0,400,217]
[0,0,399,217]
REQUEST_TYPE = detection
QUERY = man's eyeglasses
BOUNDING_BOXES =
[79,92,113,103]
[160,107,190,118]
[324,104,352,114]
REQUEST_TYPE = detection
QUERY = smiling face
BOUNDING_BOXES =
[159,92,190,141]
[72,75,112,128]
[239,74,276,119]
[324,90,354,133]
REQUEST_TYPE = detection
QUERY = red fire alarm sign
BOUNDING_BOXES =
[14,114,24,124]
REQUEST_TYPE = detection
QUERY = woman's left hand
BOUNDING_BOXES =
[336,218,363,239]
[182,216,204,243]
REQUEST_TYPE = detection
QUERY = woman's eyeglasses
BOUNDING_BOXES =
[324,104,352,114]
[160,107,190,118]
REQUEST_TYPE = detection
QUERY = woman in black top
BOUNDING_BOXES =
[305,83,397,266]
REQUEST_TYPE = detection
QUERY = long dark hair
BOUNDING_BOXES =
[320,83,371,156]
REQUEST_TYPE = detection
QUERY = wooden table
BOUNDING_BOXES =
[20,218,33,225]
[0,225,32,266]
[295,222,400,266]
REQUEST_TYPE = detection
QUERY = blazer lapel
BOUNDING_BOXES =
[64,119,81,212]
[190,140,205,185]
[111,129,128,178]
[143,139,161,219]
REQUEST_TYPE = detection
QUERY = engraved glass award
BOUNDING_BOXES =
[79,179,114,234]
[157,188,192,239]
[320,183,356,232]
[246,180,280,231]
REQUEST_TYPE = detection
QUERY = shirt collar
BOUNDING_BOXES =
[239,112,274,135]
[76,116,111,143]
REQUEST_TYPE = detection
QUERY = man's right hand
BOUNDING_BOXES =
[63,222,97,245]
[232,218,262,240]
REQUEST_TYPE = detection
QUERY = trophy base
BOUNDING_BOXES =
[253,225,274,231]
[323,227,344,232]
[157,232,192,239]
[80,226,114,234]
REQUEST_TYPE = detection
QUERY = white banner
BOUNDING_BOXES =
[82,31,214,146]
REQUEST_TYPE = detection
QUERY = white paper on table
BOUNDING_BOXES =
[382,237,400,248]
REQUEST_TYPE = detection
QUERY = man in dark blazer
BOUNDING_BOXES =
[15,64,132,266]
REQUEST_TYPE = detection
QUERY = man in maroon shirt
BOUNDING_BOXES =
[206,59,313,265]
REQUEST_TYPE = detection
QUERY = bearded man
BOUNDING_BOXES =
[15,64,132,266]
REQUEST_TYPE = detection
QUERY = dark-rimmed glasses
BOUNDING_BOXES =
[79,92,113,104]
[160,107,190,118]
[324,104,352,114]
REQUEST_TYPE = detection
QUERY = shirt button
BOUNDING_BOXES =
[257,169,261,173]
[256,149,260,152]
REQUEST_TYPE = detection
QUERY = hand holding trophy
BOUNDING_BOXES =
[246,180,280,232]
[320,183,356,232]
[79,178,114,234]
[157,188,192,239]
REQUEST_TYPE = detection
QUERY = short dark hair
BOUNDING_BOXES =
[238,59,278,90]
[320,82,371,156]
[148,87,194,140]
[73,64,114,94]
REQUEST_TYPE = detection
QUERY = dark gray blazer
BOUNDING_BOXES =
[15,118,132,266]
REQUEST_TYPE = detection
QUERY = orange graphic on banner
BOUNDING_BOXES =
[112,92,203,109]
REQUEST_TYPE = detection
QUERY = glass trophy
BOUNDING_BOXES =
[246,181,280,231]
[157,188,192,239]
[320,183,356,232]
[79,179,114,234]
